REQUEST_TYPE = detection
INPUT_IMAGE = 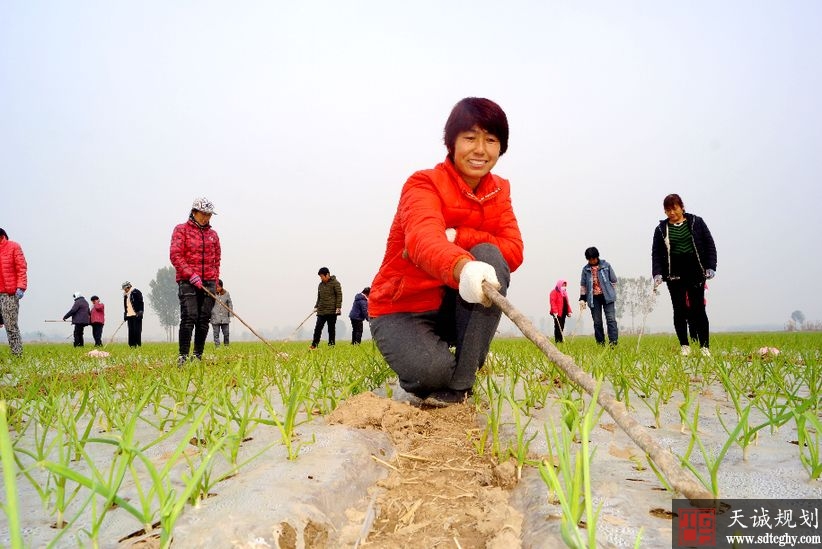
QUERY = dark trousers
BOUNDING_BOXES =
[351,319,364,344]
[127,316,142,347]
[73,324,86,347]
[553,314,567,343]
[312,314,337,346]
[371,243,510,397]
[668,279,709,348]
[92,323,104,346]
[178,280,216,357]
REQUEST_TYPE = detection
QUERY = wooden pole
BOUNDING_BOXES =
[202,286,280,353]
[482,281,713,502]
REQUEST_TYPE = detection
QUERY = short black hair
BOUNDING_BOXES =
[0,228,7,240]
[443,98,509,161]
[91,295,99,301]
[584,247,600,260]
[318,267,330,276]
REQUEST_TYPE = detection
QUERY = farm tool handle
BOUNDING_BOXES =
[105,319,126,347]
[202,286,279,353]
[482,281,713,502]
[285,310,316,342]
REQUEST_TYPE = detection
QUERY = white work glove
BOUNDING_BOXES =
[445,228,456,243]
[653,274,663,288]
[458,261,500,306]
[578,300,587,312]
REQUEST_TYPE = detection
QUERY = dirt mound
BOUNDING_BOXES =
[328,392,522,548]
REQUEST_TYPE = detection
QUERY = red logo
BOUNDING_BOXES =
[678,508,716,546]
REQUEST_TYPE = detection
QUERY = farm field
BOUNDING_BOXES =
[1,332,820,548]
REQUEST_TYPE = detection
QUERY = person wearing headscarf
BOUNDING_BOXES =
[549,279,572,343]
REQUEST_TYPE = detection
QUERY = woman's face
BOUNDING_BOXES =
[453,125,500,189]
[665,204,685,223]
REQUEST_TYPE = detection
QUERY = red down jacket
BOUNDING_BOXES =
[369,158,523,317]
[169,218,221,283]
[0,238,28,295]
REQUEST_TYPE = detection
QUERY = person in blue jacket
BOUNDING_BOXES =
[579,247,618,346]
[348,287,370,344]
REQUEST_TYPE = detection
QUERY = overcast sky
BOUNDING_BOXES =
[2,1,821,342]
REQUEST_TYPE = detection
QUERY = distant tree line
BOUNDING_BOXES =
[786,310,822,331]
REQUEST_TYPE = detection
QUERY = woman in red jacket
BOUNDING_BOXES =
[549,279,572,343]
[369,98,524,406]
[170,198,221,365]
[0,228,27,358]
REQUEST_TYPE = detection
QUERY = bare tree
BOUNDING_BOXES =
[148,266,179,342]
[791,310,806,327]
[616,276,658,333]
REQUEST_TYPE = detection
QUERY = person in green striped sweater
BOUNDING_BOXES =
[651,193,717,356]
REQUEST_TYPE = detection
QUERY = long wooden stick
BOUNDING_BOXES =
[202,286,279,352]
[482,282,713,502]
[284,310,315,342]
[105,319,126,347]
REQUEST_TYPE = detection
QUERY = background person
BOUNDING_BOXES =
[63,292,91,347]
[0,228,27,357]
[122,281,144,347]
[579,246,619,346]
[170,197,221,364]
[310,267,342,349]
[90,295,105,346]
[369,97,524,406]
[348,286,370,344]
[210,279,232,347]
[549,279,572,343]
[652,193,717,356]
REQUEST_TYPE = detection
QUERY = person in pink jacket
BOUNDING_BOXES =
[0,228,28,358]
[170,197,221,365]
[549,279,572,343]
[90,295,105,347]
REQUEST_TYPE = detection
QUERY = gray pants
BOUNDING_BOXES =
[212,323,229,346]
[0,294,23,357]
[371,243,510,397]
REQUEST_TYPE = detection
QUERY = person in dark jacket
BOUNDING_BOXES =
[90,295,105,346]
[652,193,717,356]
[63,292,91,347]
[348,287,370,344]
[122,281,144,347]
[310,267,342,349]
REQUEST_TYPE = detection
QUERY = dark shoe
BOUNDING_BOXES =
[425,389,469,408]
[177,355,187,367]
[308,345,317,350]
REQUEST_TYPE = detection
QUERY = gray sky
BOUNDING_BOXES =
[2,1,821,341]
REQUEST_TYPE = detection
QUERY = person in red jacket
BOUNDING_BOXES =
[90,295,105,347]
[0,228,28,358]
[369,98,524,406]
[170,197,221,365]
[549,279,572,343]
